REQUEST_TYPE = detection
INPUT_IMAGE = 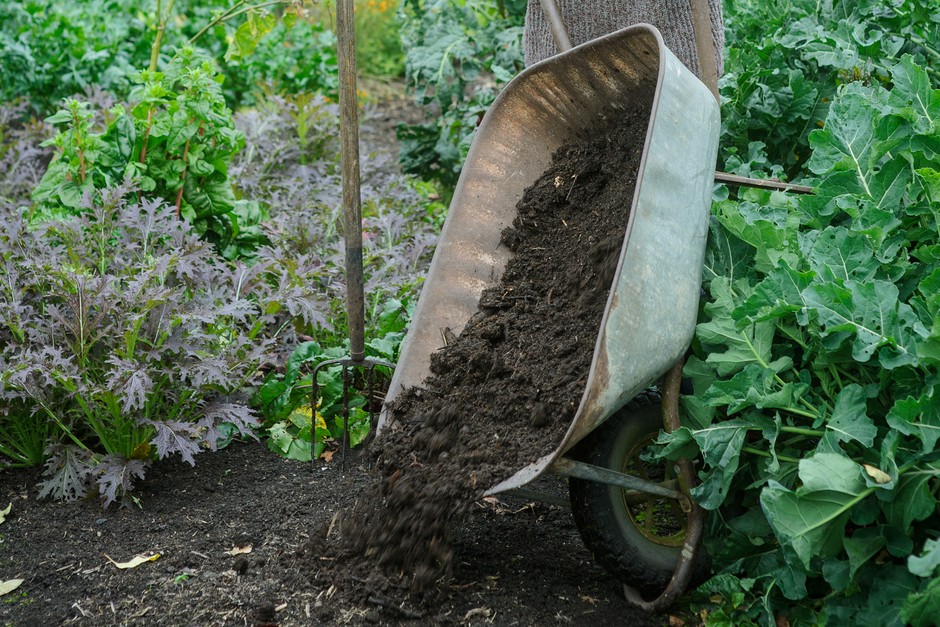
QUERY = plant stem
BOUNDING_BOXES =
[175,135,192,217]
[779,425,824,437]
[149,0,177,72]
[188,0,289,45]
[139,106,154,163]
[36,398,88,451]
[72,106,87,184]
[742,445,801,464]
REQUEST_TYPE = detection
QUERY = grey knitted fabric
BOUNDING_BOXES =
[524,0,724,79]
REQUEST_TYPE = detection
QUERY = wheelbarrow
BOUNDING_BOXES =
[377,22,719,608]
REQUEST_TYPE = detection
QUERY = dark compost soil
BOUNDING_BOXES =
[0,442,664,626]
[0,97,667,625]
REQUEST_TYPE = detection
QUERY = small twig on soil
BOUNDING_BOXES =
[367,595,424,619]
[71,602,89,618]
[566,174,578,201]
[326,510,341,539]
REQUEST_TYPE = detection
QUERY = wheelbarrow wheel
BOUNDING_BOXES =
[568,391,708,597]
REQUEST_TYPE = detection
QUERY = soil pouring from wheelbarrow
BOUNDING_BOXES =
[380,24,720,603]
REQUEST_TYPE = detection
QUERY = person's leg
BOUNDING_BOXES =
[523,0,724,81]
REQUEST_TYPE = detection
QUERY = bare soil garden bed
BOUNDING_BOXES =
[0,441,663,625]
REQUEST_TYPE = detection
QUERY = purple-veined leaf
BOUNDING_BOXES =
[95,455,149,507]
[143,419,202,465]
[38,444,94,502]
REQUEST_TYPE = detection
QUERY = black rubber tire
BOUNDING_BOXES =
[568,392,708,597]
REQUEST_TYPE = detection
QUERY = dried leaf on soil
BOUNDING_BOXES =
[225,545,253,556]
[0,579,24,596]
[104,553,160,569]
[0,502,10,525]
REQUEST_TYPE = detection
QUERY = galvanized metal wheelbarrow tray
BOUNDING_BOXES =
[380,22,718,470]
[377,23,719,606]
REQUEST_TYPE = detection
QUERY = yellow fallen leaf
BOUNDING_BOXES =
[0,503,11,525]
[0,579,23,596]
[104,553,160,569]
[863,464,891,484]
[225,545,252,556]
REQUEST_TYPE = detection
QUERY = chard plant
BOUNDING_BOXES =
[0,183,320,505]
[658,56,940,625]
[30,47,267,260]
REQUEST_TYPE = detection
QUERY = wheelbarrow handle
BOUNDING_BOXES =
[538,0,572,52]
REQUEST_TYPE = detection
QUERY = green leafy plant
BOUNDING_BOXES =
[0,183,319,505]
[397,0,524,191]
[720,0,940,182]
[257,298,413,461]
[0,0,152,115]
[221,15,340,107]
[309,0,404,80]
[352,0,406,78]
[658,56,940,624]
[31,47,267,260]
[0,0,330,117]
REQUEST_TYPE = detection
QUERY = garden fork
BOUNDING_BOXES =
[311,0,394,468]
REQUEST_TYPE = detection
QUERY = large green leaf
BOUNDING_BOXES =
[760,453,871,569]
[686,418,754,510]
[736,261,814,324]
[902,576,940,627]
[702,219,757,288]
[803,279,924,367]
[830,564,920,627]
[909,538,940,578]
[887,392,940,453]
[705,363,808,416]
[799,226,879,284]
[843,528,885,578]
[807,87,878,190]
[889,55,940,134]
[715,198,800,273]
[823,383,877,448]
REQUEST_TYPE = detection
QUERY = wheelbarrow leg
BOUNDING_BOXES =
[622,358,705,610]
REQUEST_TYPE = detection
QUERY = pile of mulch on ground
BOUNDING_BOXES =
[310,96,654,618]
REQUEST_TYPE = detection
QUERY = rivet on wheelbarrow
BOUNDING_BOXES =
[311,0,395,470]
